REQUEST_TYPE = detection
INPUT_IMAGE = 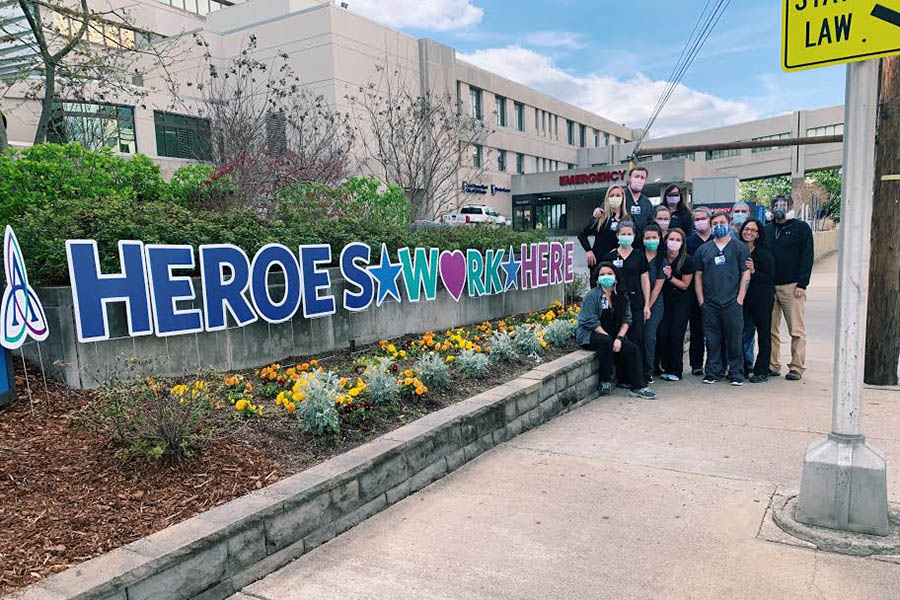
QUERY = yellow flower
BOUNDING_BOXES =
[399,350,407,358]
[170,384,187,396]
[541,340,548,348]
[339,377,348,387]
[415,386,426,396]
[310,359,318,367]
[193,380,205,390]
[387,344,396,353]
[257,406,264,416]
[446,356,455,363]
[403,369,413,378]
[292,391,305,402]
[404,377,413,385]
[235,399,248,411]
[349,388,360,397]
[286,402,296,413]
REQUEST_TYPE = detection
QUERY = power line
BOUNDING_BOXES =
[634,0,732,156]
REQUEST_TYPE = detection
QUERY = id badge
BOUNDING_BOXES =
[630,205,641,215]
[610,220,619,231]
[714,255,726,266]
[601,296,609,310]
[613,258,624,268]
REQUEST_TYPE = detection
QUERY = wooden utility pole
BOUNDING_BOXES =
[865,56,900,386]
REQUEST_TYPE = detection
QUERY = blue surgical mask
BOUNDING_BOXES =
[713,224,730,239]
[732,212,748,225]
[618,235,635,248]
[598,275,616,289]
[644,239,660,251]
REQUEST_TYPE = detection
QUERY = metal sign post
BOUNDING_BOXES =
[794,59,889,535]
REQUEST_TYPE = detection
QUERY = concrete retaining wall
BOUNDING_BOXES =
[813,228,839,263]
[25,268,563,389]
[6,350,600,600]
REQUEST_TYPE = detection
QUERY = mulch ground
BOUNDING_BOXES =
[0,340,576,595]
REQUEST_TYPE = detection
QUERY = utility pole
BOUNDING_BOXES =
[865,56,900,387]
[795,59,889,536]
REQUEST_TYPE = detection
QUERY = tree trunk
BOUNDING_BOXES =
[865,56,900,386]
[33,64,56,144]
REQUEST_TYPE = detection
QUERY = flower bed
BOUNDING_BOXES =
[0,302,579,595]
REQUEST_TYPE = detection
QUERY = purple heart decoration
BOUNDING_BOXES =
[439,250,467,302]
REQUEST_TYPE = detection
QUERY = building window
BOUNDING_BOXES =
[566,120,575,145]
[497,149,507,172]
[495,95,507,127]
[470,87,483,120]
[705,148,741,160]
[615,136,622,144]
[806,123,843,137]
[154,111,212,160]
[542,111,548,137]
[266,112,287,154]
[473,144,483,168]
[603,132,610,146]
[579,124,586,148]
[516,152,525,174]
[568,163,575,170]
[593,129,600,148]
[456,81,462,115]
[162,0,228,16]
[662,151,695,160]
[750,132,791,153]
[514,102,524,132]
[534,108,539,132]
[48,102,136,153]
[554,116,559,140]
[535,198,567,230]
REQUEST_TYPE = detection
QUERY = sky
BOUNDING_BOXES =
[346,0,847,137]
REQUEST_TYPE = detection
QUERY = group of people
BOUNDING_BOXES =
[576,166,814,399]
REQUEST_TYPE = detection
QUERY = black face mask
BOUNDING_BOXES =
[774,209,786,221]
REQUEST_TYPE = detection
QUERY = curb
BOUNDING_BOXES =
[7,350,600,600]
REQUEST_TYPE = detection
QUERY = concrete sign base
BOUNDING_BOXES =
[795,433,889,536]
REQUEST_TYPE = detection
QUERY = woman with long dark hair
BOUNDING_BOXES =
[658,228,696,381]
[662,184,693,237]
[740,218,775,382]
[577,262,656,399]
[578,185,626,288]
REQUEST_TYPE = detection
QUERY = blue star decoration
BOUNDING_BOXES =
[501,245,521,291]
[368,243,403,306]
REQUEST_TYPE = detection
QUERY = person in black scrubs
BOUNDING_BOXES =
[602,221,651,376]
[576,262,656,399]
[578,185,626,288]
[642,223,667,383]
[658,228,696,381]
[663,184,694,237]
[686,206,713,375]
[740,218,775,383]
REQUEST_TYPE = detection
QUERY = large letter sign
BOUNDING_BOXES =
[2,226,48,349]
[64,240,575,343]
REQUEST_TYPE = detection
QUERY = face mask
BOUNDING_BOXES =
[608,197,623,210]
[618,235,635,248]
[713,224,730,239]
[694,218,710,233]
[630,178,646,193]
[644,239,660,251]
[666,195,680,207]
[732,212,748,225]
[667,239,682,252]
[656,219,671,230]
[598,275,616,289]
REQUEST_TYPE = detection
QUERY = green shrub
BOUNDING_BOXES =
[456,350,490,379]
[362,358,400,405]
[296,371,341,435]
[72,359,215,462]
[416,352,451,390]
[167,164,234,207]
[488,331,518,363]
[543,319,576,347]
[512,324,543,357]
[565,273,589,304]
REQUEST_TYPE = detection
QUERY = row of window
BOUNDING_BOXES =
[807,123,844,137]
[158,0,229,16]
[464,84,623,148]
[471,145,574,175]
[751,132,791,154]
[46,101,213,160]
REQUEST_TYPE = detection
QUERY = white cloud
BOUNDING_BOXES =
[458,46,758,137]
[347,0,483,31]
[522,31,587,50]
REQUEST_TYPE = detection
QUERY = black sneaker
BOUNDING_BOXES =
[692,368,704,376]
[729,378,744,386]
[749,374,768,383]
[768,369,781,377]
[702,376,718,384]
[647,376,654,384]
[630,387,657,399]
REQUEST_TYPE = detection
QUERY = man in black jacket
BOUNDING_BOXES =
[623,166,653,239]
[765,194,814,381]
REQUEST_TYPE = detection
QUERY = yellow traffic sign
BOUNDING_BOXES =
[782,1,900,71]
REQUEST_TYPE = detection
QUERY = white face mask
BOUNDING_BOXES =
[608,197,623,210]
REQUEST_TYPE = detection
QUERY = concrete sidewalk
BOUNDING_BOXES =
[232,253,900,600]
